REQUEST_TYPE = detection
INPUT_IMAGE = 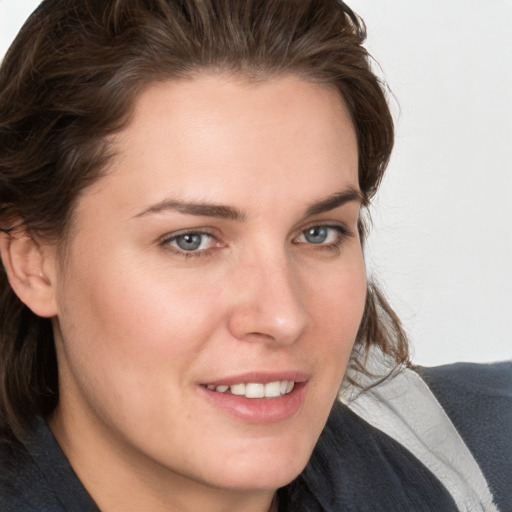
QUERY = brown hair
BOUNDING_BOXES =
[0,0,408,439]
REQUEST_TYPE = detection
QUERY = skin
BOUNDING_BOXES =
[41,74,367,512]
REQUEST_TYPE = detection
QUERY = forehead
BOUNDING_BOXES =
[81,74,359,219]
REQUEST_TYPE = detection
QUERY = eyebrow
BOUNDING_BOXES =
[133,187,362,221]
[304,187,363,216]
[134,199,246,221]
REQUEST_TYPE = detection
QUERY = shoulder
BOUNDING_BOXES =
[415,361,512,511]
[0,430,60,512]
[0,418,99,512]
[415,361,512,435]
[416,360,512,396]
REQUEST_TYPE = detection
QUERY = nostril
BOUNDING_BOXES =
[246,331,275,341]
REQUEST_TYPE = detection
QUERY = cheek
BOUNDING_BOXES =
[306,251,367,388]
[310,251,367,340]
[54,252,225,417]
[62,244,219,343]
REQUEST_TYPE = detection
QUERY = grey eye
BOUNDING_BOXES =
[175,233,204,251]
[303,227,329,244]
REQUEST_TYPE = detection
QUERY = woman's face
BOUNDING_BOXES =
[48,75,366,506]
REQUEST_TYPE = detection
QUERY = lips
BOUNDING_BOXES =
[200,372,308,423]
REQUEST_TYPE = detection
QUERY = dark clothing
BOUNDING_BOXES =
[419,362,512,512]
[0,416,99,512]
[1,362,511,511]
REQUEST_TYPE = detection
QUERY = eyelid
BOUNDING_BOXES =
[294,221,353,240]
[292,222,354,252]
[158,228,224,257]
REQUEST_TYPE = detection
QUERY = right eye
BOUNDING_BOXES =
[161,231,218,256]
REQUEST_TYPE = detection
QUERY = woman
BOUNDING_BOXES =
[0,1,510,511]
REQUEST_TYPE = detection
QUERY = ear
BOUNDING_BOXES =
[0,230,58,318]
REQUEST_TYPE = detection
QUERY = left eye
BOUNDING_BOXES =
[297,226,342,245]
[166,232,214,252]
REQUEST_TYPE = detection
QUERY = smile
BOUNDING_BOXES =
[205,381,295,398]
[200,374,308,423]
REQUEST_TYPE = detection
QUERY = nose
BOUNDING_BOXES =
[226,250,310,346]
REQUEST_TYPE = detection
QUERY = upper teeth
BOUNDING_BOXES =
[206,381,295,398]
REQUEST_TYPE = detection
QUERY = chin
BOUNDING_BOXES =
[199,436,315,492]
[211,464,307,493]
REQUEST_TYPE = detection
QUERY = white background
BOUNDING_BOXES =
[1,1,511,366]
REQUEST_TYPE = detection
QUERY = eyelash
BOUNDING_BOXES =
[159,229,220,259]
[293,223,353,252]
[159,223,353,258]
